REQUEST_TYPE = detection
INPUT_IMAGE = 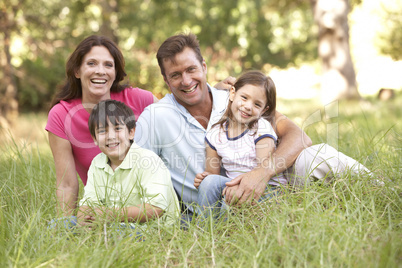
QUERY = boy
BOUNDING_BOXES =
[77,99,179,230]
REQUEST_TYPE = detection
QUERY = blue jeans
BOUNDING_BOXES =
[196,174,281,219]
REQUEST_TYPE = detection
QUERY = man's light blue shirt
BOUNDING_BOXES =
[134,85,228,210]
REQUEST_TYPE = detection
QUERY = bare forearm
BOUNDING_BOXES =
[270,111,312,176]
[56,184,79,216]
[122,204,164,223]
[272,132,311,175]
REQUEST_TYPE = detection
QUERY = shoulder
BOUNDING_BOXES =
[91,152,107,168]
[129,143,168,169]
[139,94,178,117]
[48,99,80,116]
[255,118,277,141]
[129,143,163,160]
[112,87,154,111]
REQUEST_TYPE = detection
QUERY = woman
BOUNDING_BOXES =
[46,35,158,217]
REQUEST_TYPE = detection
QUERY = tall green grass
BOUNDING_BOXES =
[0,95,401,267]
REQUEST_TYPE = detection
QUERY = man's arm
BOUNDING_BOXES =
[225,111,312,204]
[270,111,312,175]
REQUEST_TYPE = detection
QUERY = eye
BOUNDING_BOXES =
[105,62,114,68]
[97,128,106,134]
[170,73,180,80]
[240,95,247,100]
[188,66,196,72]
[255,103,262,108]
[87,61,96,66]
[115,125,124,131]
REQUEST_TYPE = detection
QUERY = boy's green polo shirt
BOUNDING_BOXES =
[79,143,180,226]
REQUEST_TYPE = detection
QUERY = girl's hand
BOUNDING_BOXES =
[194,171,210,189]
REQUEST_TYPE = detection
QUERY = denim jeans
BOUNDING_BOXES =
[196,174,281,219]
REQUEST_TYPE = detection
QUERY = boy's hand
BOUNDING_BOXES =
[194,171,210,189]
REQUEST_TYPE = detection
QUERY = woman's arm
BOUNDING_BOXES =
[48,132,80,217]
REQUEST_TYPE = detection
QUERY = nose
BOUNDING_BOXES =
[181,72,191,86]
[243,100,252,110]
[107,127,116,139]
[96,64,106,75]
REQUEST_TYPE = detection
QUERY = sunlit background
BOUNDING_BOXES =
[0,0,401,146]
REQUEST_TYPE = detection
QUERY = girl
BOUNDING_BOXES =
[194,70,286,217]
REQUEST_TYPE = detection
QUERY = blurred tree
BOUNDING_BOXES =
[1,0,372,118]
[0,0,20,127]
[311,0,361,103]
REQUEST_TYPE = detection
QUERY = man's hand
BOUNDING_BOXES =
[224,169,272,206]
[194,171,210,189]
[214,76,236,91]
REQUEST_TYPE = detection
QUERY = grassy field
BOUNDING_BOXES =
[0,95,401,267]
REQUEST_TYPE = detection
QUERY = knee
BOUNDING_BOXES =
[198,175,222,192]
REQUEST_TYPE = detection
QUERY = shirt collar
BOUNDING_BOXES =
[167,83,229,130]
[93,143,140,172]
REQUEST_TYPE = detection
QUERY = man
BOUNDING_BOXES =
[134,33,371,216]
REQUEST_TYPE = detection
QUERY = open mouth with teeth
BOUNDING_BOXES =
[91,79,107,84]
[182,84,198,93]
[106,142,119,148]
[239,110,251,118]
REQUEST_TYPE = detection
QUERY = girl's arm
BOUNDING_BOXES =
[224,137,275,204]
[194,143,221,188]
[48,132,80,217]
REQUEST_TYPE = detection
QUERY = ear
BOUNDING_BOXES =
[92,136,98,146]
[229,86,236,102]
[202,59,207,73]
[128,127,135,140]
[75,69,80,79]
[163,75,171,89]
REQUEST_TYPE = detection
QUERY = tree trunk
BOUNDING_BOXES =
[0,6,19,126]
[312,0,361,104]
[98,0,119,44]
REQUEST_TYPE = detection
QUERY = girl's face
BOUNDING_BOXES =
[229,84,269,126]
[75,46,116,104]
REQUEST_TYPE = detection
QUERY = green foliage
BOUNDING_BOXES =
[1,96,401,267]
[2,0,319,112]
[377,2,402,61]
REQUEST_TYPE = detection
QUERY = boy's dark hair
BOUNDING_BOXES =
[156,33,203,78]
[88,100,136,139]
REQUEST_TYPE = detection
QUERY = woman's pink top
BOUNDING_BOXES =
[45,87,154,185]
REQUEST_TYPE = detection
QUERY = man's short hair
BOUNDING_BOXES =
[156,33,203,77]
[88,99,136,139]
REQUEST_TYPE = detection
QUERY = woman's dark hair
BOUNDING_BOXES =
[215,70,277,131]
[50,35,127,108]
[88,99,136,139]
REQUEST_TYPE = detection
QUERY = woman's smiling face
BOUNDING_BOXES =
[75,46,116,104]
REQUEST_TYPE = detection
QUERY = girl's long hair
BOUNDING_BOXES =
[214,70,277,131]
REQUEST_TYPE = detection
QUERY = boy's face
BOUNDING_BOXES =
[93,118,135,167]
